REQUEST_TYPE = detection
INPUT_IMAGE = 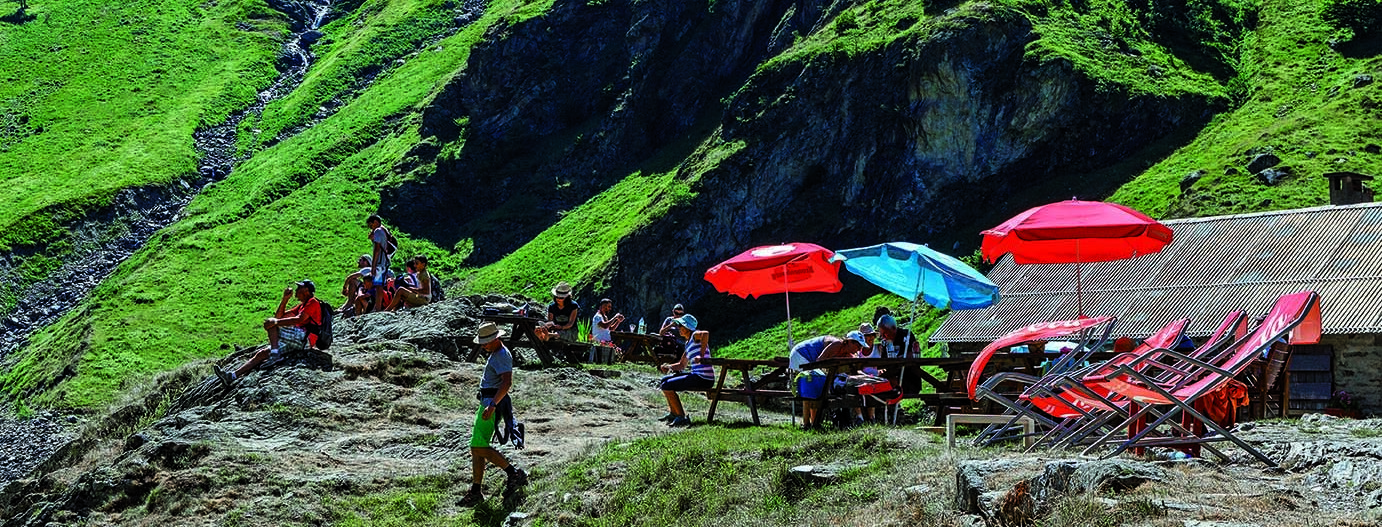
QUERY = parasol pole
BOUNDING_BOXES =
[784,263,796,427]
[1075,239,1084,318]
[893,263,925,425]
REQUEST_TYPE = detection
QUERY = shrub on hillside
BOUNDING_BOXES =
[1324,0,1382,36]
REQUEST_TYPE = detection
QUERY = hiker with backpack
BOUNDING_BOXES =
[213,279,334,387]
[459,322,528,506]
[366,214,397,312]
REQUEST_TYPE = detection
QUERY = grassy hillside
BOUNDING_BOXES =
[0,0,556,409]
[0,0,284,312]
[1112,0,1380,218]
[6,0,1375,412]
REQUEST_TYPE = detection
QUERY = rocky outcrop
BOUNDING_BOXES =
[603,4,1217,320]
[388,0,847,259]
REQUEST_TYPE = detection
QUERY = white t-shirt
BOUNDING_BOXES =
[592,313,613,343]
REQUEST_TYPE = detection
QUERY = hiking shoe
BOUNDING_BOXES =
[668,416,691,428]
[853,416,866,428]
[658,413,678,422]
[506,468,529,488]
[212,365,233,388]
[457,490,484,507]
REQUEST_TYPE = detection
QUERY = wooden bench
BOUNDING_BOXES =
[705,357,792,426]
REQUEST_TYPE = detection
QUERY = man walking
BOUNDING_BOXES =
[459,322,528,506]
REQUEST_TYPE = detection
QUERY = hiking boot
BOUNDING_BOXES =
[658,413,678,422]
[506,468,528,488]
[457,489,484,507]
[668,416,691,428]
[853,416,866,428]
[212,365,233,389]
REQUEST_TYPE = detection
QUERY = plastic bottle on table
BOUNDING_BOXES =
[637,317,646,333]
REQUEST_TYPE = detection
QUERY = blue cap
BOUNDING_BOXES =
[671,314,698,331]
[876,314,897,328]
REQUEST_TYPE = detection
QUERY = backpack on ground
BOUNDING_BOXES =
[430,274,445,302]
[308,299,335,350]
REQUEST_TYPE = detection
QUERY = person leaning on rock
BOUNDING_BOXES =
[459,322,528,506]
[213,280,323,387]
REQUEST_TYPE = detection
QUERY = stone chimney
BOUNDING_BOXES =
[1326,172,1374,205]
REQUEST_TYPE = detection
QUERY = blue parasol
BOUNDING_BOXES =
[829,242,999,310]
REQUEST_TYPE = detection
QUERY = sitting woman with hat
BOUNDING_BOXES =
[656,314,713,428]
[544,282,581,342]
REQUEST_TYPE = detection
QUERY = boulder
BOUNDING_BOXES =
[1356,74,1374,88]
[1068,459,1165,494]
[1257,167,1290,185]
[1247,153,1281,175]
[1180,170,1205,192]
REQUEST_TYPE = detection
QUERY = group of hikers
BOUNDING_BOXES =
[210,224,930,505]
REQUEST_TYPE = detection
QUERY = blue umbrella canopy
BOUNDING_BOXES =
[830,242,999,310]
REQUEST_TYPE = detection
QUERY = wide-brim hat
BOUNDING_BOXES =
[858,323,877,336]
[474,322,507,345]
[552,282,573,298]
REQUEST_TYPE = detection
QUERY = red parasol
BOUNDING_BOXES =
[965,316,1114,399]
[705,243,842,346]
[981,199,1172,316]
[705,243,842,298]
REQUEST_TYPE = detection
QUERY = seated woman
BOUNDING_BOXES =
[656,315,712,428]
[545,282,580,342]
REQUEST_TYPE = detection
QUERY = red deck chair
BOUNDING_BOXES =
[1012,317,1190,449]
[969,317,1118,446]
[1033,311,1248,451]
[1083,291,1321,466]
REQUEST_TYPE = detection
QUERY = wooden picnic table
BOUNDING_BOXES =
[610,331,681,366]
[471,314,589,366]
[798,356,998,427]
[704,357,792,426]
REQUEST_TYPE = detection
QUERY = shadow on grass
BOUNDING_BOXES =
[0,7,35,24]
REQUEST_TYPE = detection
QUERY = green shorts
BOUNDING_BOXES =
[469,405,498,448]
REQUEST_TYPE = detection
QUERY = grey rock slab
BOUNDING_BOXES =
[1247,153,1281,174]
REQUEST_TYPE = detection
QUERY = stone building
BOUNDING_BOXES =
[933,201,1382,415]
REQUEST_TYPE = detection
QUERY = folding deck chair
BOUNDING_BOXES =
[1083,291,1322,466]
[969,317,1118,446]
[1033,311,1248,451]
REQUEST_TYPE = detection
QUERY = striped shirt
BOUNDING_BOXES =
[686,339,714,380]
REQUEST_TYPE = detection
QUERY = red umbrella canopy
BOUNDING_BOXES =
[981,200,1173,264]
[704,243,843,299]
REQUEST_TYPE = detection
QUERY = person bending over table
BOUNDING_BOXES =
[656,315,712,428]
[789,333,868,429]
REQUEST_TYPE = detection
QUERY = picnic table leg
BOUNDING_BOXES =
[742,368,760,426]
[706,367,730,424]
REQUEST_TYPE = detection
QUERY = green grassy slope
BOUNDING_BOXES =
[7,0,1371,412]
[1,0,556,409]
[1112,0,1380,218]
[0,0,283,248]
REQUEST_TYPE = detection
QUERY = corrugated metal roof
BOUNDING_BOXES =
[934,203,1382,342]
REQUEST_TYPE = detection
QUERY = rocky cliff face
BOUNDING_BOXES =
[390,0,1218,324]
[603,4,1217,320]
